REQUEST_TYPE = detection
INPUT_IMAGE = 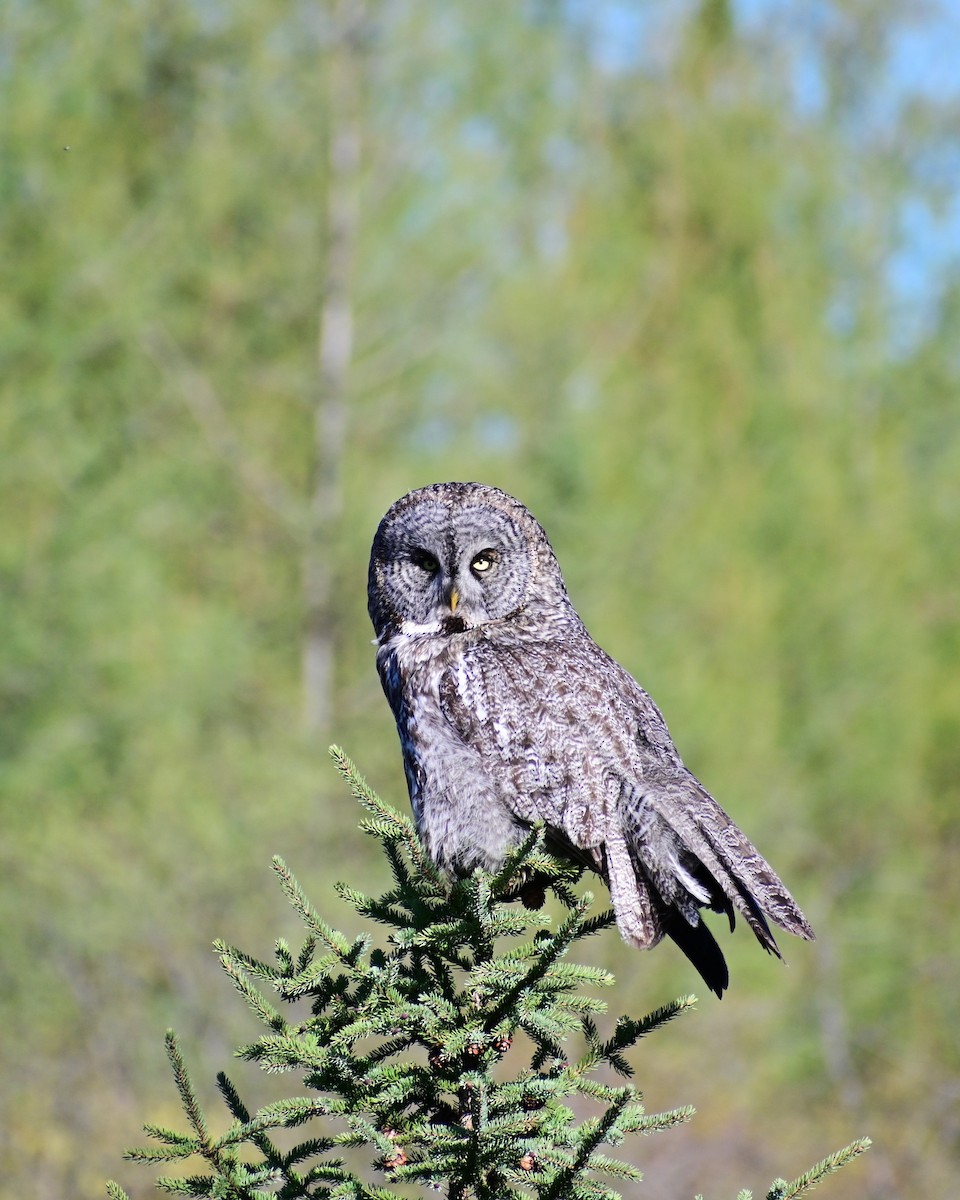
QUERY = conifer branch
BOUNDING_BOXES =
[271,855,357,959]
[766,1136,873,1199]
[111,752,870,1199]
[164,1031,210,1148]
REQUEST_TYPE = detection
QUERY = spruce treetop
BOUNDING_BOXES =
[109,749,869,1199]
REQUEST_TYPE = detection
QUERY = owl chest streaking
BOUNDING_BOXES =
[368,481,814,997]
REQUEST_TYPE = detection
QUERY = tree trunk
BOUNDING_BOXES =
[303,0,365,733]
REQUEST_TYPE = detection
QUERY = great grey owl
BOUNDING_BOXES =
[368,482,814,996]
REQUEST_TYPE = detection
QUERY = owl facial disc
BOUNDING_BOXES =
[367,482,561,641]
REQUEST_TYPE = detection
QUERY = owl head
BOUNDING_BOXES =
[368,482,570,640]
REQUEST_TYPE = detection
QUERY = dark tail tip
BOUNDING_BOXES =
[664,912,730,998]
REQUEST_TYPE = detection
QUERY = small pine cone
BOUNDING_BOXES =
[519,879,546,910]
[427,1046,447,1071]
[383,1149,408,1171]
[494,1033,512,1055]
[465,1039,484,1057]
[519,1152,536,1171]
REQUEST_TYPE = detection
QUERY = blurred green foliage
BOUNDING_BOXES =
[1,1,957,1197]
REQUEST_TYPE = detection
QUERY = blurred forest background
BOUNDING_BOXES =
[2,0,959,1197]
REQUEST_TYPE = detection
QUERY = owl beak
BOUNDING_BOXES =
[448,587,460,613]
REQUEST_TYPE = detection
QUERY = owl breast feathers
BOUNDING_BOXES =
[368,481,814,997]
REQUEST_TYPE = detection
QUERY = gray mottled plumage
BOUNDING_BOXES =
[368,482,814,996]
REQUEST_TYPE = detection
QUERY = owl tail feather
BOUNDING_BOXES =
[662,909,730,998]
[683,848,785,960]
[692,805,817,953]
[643,777,816,956]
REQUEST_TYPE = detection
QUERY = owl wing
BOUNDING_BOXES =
[438,635,638,848]
[438,634,674,956]
[438,634,814,997]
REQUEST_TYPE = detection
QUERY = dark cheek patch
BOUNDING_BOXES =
[442,615,468,635]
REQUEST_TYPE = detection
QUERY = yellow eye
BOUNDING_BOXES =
[471,551,495,574]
